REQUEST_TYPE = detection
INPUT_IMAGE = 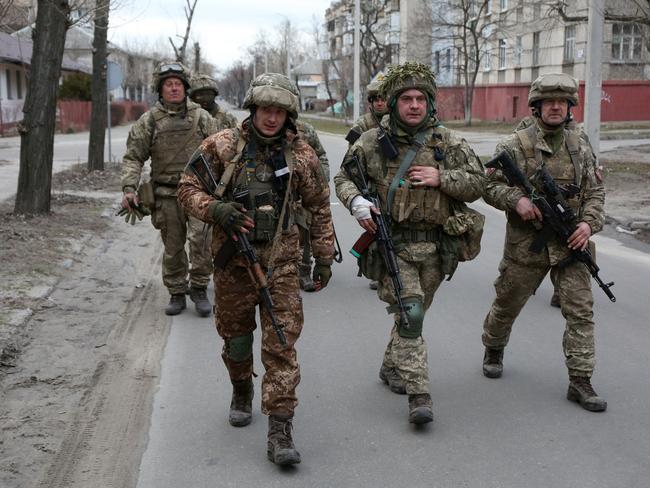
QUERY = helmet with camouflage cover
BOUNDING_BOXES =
[189,73,219,96]
[366,72,385,101]
[242,73,299,119]
[152,61,191,93]
[528,72,579,107]
[380,62,437,108]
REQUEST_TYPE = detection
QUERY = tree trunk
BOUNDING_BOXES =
[88,0,110,171]
[14,0,71,215]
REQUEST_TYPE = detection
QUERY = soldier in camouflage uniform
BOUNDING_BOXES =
[481,73,607,412]
[120,61,219,317]
[334,62,484,424]
[189,73,238,130]
[177,73,334,465]
[345,76,388,145]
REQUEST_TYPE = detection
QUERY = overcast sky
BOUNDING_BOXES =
[109,0,333,72]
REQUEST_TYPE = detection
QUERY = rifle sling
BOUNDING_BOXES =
[386,130,427,213]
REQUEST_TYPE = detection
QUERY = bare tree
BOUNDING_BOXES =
[548,0,650,26]
[14,0,73,214]
[359,0,390,82]
[168,0,198,64]
[87,0,109,171]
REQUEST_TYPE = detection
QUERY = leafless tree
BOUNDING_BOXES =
[87,0,109,171]
[548,0,650,26]
[168,0,198,64]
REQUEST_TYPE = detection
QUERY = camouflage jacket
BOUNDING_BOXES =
[335,116,484,231]
[296,120,330,181]
[121,99,218,193]
[209,103,238,131]
[350,112,382,136]
[177,120,335,266]
[485,118,605,265]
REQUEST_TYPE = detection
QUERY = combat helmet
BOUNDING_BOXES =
[366,73,385,101]
[189,73,219,97]
[380,62,437,109]
[528,73,579,107]
[242,73,299,119]
[152,61,191,93]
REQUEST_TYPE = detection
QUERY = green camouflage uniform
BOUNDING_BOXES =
[335,116,484,394]
[207,103,238,131]
[482,117,605,377]
[121,99,218,294]
[177,118,334,415]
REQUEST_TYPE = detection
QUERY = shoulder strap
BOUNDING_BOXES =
[386,130,428,212]
[515,124,537,160]
[214,130,246,198]
[564,128,582,186]
[148,110,156,148]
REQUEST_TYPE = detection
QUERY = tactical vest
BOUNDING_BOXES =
[374,126,453,229]
[150,103,206,186]
[515,124,582,212]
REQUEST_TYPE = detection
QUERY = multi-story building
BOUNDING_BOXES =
[433,0,650,122]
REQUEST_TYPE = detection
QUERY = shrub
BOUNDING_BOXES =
[59,73,92,101]
[110,103,126,126]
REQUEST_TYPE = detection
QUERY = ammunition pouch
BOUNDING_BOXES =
[357,240,386,281]
[137,181,155,212]
[439,206,485,279]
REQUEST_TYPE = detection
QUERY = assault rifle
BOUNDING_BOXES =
[486,151,616,302]
[186,153,287,345]
[344,156,410,328]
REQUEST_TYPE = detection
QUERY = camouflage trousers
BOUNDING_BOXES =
[152,196,213,294]
[482,255,596,376]
[377,241,445,394]
[214,260,303,416]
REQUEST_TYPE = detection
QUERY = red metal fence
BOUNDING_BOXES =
[56,100,148,133]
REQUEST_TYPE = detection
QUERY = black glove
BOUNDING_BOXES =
[312,259,332,289]
[212,202,248,235]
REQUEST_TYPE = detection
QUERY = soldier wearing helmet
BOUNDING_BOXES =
[189,73,238,130]
[481,73,607,413]
[345,74,389,145]
[120,61,219,317]
[177,72,334,466]
[335,62,485,425]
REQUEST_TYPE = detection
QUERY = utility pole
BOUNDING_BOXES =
[584,0,604,157]
[353,0,361,120]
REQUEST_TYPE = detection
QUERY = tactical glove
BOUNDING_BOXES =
[312,259,332,289]
[212,202,248,235]
[116,203,151,225]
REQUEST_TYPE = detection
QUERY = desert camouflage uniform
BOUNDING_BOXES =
[177,119,334,415]
[121,99,218,294]
[335,116,484,394]
[482,117,605,377]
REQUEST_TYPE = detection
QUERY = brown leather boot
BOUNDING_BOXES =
[229,378,253,427]
[267,415,301,465]
[567,376,607,412]
[379,364,406,394]
[408,393,434,424]
[482,347,504,378]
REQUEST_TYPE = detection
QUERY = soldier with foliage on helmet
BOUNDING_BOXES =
[481,73,607,412]
[189,73,238,130]
[120,61,219,317]
[334,62,485,425]
[177,73,334,466]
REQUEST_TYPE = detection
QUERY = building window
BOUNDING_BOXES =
[611,23,643,61]
[445,48,451,71]
[483,47,491,71]
[515,35,522,66]
[435,51,440,73]
[498,39,507,69]
[16,70,22,99]
[516,4,523,23]
[500,0,508,11]
[6,69,12,100]
[533,4,541,20]
[486,1,492,15]
[532,31,540,65]
[564,24,576,62]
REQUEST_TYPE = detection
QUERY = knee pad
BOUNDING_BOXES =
[393,297,424,339]
[227,333,253,362]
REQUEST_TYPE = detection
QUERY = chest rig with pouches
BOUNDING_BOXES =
[229,136,294,242]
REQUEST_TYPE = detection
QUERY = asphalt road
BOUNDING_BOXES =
[135,132,650,488]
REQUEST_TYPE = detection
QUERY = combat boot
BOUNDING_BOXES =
[567,375,607,412]
[379,364,406,394]
[165,294,186,316]
[482,347,504,378]
[550,289,561,308]
[229,378,254,426]
[408,393,434,424]
[267,415,301,465]
[189,286,212,317]
[298,263,316,292]
[369,280,378,290]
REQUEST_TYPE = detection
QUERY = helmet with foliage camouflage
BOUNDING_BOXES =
[366,73,385,100]
[152,61,191,93]
[528,72,579,107]
[189,73,219,96]
[242,73,299,119]
[380,62,437,107]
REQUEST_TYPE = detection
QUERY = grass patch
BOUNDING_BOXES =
[603,161,650,175]
[300,115,350,135]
